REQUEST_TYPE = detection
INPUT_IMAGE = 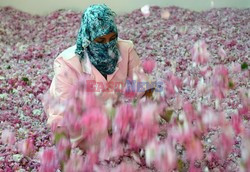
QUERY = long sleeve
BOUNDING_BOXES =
[128,47,141,78]
[127,43,155,98]
[42,58,73,127]
[42,58,83,148]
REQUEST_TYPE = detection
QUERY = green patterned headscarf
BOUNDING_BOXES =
[75,4,120,75]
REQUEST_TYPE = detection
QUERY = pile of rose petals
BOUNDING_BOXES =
[0,5,249,171]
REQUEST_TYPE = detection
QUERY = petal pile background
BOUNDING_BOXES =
[0,5,249,171]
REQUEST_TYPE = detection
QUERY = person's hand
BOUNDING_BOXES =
[76,131,108,153]
[53,126,70,144]
[76,138,89,153]
[143,88,155,100]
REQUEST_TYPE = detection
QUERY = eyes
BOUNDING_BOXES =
[95,34,117,43]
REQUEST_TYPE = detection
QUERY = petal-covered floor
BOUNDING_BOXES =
[0,6,249,171]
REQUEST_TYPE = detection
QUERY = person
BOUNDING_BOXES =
[42,4,155,150]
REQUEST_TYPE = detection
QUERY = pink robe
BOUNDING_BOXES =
[42,38,152,147]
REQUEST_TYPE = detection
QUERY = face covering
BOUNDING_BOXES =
[86,37,120,75]
[75,4,120,75]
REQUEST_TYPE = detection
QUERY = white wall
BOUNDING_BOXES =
[0,0,249,15]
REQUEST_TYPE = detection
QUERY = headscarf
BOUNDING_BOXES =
[75,4,120,75]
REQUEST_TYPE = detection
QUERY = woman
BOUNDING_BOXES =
[43,4,154,149]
